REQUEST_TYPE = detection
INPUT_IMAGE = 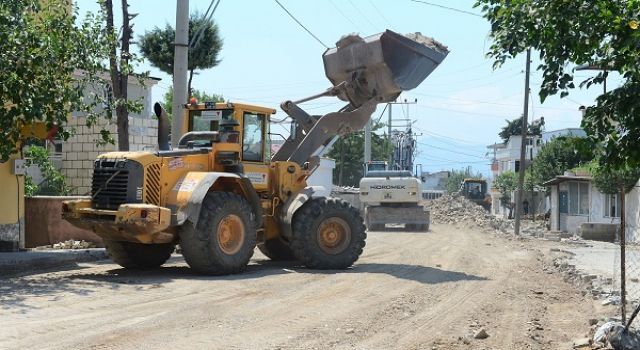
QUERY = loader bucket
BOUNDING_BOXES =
[323,30,448,107]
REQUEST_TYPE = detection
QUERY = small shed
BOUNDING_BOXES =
[543,173,640,242]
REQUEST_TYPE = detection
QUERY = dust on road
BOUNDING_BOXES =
[1,224,598,350]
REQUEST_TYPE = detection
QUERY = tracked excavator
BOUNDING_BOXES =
[62,30,448,275]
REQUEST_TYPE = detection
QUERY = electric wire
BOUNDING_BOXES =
[417,141,487,159]
[410,0,483,18]
[367,0,393,28]
[328,0,363,32]
[190,0,222,49]
[273,0,329,49]
[346,0,379,31]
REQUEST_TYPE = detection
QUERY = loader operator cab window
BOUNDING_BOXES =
[242,112,265,162]
[189,109,234,132]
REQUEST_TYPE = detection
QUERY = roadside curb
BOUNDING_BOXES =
[0,248,108,277]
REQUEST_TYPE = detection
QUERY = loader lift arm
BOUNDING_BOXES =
[272,30,448,170]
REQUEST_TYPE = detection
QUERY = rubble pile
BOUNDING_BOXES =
[427,194,546,236]
[51,240,96,250]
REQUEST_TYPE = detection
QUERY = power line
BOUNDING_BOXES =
[273,0,329,49]
[367,0,393,28]
[417,141,487,159]
[328,0,363,32]
[410,0,483,18]
[190,0,222,49]
[347,0,378,31]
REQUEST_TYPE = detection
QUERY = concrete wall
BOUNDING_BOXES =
[24,196,103,248]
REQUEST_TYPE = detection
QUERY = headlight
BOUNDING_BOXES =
[116,160,127,168]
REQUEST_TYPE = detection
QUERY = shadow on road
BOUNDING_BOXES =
[1,255,487,312]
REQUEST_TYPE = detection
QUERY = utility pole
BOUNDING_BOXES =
[530,146,535,221]
[364,119,371,163]
[171,0,189,148]
[514,48,531,235]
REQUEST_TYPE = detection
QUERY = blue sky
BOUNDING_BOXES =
[77,0,618,177]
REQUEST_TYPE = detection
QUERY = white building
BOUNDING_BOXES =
[544,173,639,242]
[487,128,587,218]
[26,73,161,196]
[487,134,542,217]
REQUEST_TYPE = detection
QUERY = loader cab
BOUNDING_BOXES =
[183,101,276,163]
[183,101,276,190]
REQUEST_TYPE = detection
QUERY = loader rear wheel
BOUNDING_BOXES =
[257,238,296,261]
[179,191,256,275]
[290,197,366,269]
[104,240,174,269]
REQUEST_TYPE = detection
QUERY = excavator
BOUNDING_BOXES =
[62,30,448,275]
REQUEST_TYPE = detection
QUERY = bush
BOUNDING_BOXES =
[24,146,70,196]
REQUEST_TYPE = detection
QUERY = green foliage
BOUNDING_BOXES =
[139,12,223,96]
[529,136,595,188]
[161,86,224,121]
[498,116,544,143]
[327,123,391,187]
[444,168,483,194]
[590,161,640,195]
[475,0,640,167]
[493,171,517,204]
[24,145,70,196]
[0,0,116,161]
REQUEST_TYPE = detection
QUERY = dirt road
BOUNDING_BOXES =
[1,224,600,350]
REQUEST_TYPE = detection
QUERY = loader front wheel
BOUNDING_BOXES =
[258,238,296,261]
[104,240,174,269]
[179,192,256,275]
[290,198,366,269]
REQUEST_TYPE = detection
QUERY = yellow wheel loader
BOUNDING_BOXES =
[62,30,448,275]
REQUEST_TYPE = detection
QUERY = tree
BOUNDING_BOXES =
[591,162,640,196]
[444,168,483,194]
[161,86,224,120]
[139,13,223,99]
[498,116,544,143]
[327,123,391,187]
[475,0,640,167]
[0,0,116,161]
[493,170,518,217]
[103,0,146,151]
[529,136,595,188]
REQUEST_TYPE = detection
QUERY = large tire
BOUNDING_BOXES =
[290,197,366,270]
[104,240,174,269]
[257,238,296,261]
[179,191,256,275]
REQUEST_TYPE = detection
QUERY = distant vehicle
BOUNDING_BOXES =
[459,178,491,210]
[359,162,430,231]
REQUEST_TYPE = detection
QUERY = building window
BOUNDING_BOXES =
[514,160,520,172]
[568,182,589,215]
[604,193,621,218]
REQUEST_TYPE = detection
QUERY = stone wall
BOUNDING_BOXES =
[61,116,158,195]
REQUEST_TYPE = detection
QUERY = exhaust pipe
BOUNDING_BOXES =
[154,102,171,151]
